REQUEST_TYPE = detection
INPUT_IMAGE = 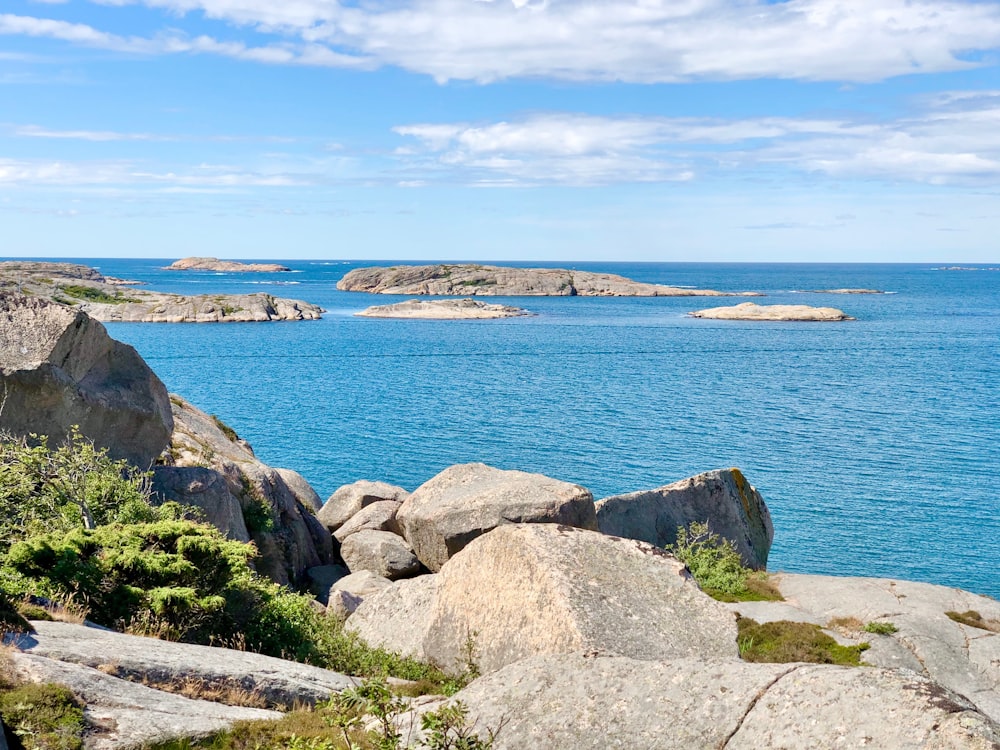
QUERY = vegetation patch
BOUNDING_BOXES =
[212,415,241,443]
[945,610,1000,633]
[863,621,899,635]
[668,521,783,602]
[58,285,140,304]
[0,682,86,750]
[737,618,869,666]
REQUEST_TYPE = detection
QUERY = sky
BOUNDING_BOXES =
[2,0,1000,261]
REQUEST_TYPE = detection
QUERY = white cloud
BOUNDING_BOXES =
[7,1,1000,83]
[394,95,1000,186]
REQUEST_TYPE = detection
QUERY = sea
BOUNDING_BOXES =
[42,259,1000,600]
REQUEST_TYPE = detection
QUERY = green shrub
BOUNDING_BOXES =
[737,618,869,666]
[0,682,85,750]
[667,522,782,602]
[0,429,186,552]
[863,621,899,635]
[57,285,140,304]
[0,586,33,633]
[212,416,241,444]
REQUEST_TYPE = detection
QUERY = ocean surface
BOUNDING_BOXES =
[48,259,1000,599]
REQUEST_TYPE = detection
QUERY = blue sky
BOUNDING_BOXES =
[2,0,1000,261]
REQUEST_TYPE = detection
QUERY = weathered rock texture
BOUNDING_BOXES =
[319,480,410,533]
[334,500,402,542]
[429,653,1000,750]
[10,621,353,709]
[338,265,760,297]
[165,257,291,273]
[329,570,394,602]
[689,301,854,321]
[728,573,1000,724]
[395,463,599,572]
[0,292,173,467]
[348,575,440,657]
[155,395,334,584]
[596,468,773,569]
[356,298,534,319]
[359,524,737,673]
[0,261,320,322]
[340,530,421,580]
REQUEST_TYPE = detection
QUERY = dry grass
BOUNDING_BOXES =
[93,664,274,710]
[946,610,1000,633]
[19,596,90,625]
[827,616,864,636]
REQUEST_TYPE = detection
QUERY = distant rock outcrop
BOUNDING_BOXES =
[596,468,774,570]
[0,261,321,323]
[338,264,760,297]
[356,298,534,319]
[803,288,885,294]
[165,257,291,273]
[0,292,173,467]
[689,302,855,321]
[395,463,599,572]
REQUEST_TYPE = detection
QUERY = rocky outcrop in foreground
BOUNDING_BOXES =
[0,293,173,467]
[689,301,855,321]
[165,257,291,272]
[356,298,534,319]
[338,264,760,297]
[596,468,773,569]
[0,261,321,322]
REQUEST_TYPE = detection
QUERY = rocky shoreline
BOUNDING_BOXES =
[338,264,762,297]
[165,257,292,273]
[356,298,534,319]
[1,294,997,749]
[0,261,322,322]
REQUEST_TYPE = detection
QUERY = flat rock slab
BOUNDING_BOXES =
[10,651,279,750]
[396,463,598,572]
[689,302,854,321]
[421,524,737,673]
[596,468,773,569]
[11,621,354,708]
[726,573,1000,724]
[429,654,1000,750]
[356,298,534,319]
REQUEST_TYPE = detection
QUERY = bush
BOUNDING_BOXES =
[0,682,85,750]
[863,621,899,635]
[0,429,186,552]
[737,618,869,666]
[667,521,782,602]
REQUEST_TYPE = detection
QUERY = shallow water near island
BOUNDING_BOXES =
[56,259,1000,599]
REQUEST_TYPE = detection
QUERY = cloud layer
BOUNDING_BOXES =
[4,0,1000,83]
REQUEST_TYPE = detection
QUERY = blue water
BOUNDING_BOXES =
[50,259,1000,599]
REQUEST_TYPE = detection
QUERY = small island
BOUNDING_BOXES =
[799,288,885,294]
[338,264,761,297]
[165,257,291,273]
[0,261,322,323]
[356,298,534,319]
[689,302,855,322]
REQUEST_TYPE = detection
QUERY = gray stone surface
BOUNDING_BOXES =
[341,530,422,580]
[10,621,354,708]
[338,265,759,297]
[396,463,598,573]
[10,651,279,750]
[409,654,1000,750]
[160,395,335,585]
[275,468,323,512]
[327,588,365,620]
[0,292,173,468]
[725,573,1000,724]
[152,466,251,542]
[348,575,441,660]
[319,480,410,533]
[330,570,394,600]
[595,468,773,569]
[421,524,738,673]
[334,500,402,542]
[307,564,349,603]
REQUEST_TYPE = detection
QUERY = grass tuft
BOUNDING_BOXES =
[945,610,1000,633]
[737,617,870,666]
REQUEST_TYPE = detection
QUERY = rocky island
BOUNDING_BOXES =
[165,256,291,272]
[356,298,534,319]
[689,302,855,321]
[0,261,322,322]
[338,264,761,297]
[1,294,997,749]
[800,288,886,294]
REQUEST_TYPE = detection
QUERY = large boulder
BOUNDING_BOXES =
[319,480,410,533]
[395,463,598,572]
[426,653,1000,750]
[408,524,736,674]
[334,500,402,542]
[340,530,421,580]
[156,395,334,585]
[348,575,440,660]
[0,292,173,467]
[595,468,773,569]
[151,466,250,542]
